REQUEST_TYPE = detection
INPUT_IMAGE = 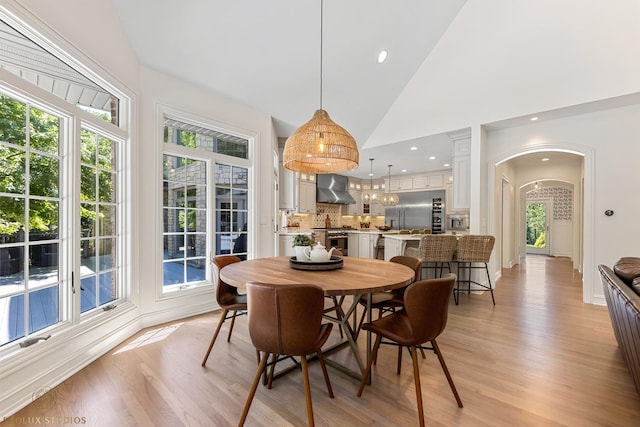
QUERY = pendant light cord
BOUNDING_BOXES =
[370,158,374,196]
[320,0,323,110]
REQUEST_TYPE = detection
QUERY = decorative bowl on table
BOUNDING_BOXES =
[376,225,391,231]
[289,256,344,271]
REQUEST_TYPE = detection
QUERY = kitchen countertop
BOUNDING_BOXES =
[281,228,414,236]
[384,232,468,240]
[279,228,314,235]
[383,234,422,241]
[351,229,399,235]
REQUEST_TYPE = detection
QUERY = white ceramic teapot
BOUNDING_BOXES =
[304,242,336,262]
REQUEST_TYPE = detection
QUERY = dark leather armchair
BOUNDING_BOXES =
[201,255,246,367]
[357,274,463,427]
[239,282,334,426]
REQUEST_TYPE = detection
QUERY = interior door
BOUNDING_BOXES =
[526,200,551,255]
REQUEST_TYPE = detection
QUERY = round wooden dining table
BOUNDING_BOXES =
[220,255,416,381]
[220,256,415,296]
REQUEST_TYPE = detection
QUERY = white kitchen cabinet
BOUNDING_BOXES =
[357,233,379,259]
[278,235,295,256]
[358,234,372,258]
[445,182,454,215]
[278,161,316,213]
[453,155,470,210]
[348,181,362,191]
[452,133,471,210]
[383,236,402,261]
[299,173,316,183]
[413,174,444,189]
[279,164,297,210]
[388,177,413,191]
[297,180,316,214]
[348,233,360,257]
[370,201,385,216]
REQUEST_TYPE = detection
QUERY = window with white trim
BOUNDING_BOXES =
[162,118,250,292]
[0,16,128,348]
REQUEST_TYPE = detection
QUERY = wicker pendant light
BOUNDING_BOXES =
[283,0,359,174]
[381,164,399,206]
[361,158,380,205]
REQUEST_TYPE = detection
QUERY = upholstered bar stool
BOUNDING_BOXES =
[454,235,496,305]
[405,234,458,280]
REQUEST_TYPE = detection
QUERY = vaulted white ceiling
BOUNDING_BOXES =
[110,0,640,179]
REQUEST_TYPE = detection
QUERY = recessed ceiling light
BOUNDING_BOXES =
[541,157,550,162]
[377,50,388,64]
[368,173,374,177]
[428,156,436,160]
[410,146,418,151]
[530,116,539,121]
[401,169,407,173]
[444,163,450,167]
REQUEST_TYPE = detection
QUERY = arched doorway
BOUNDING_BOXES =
[495,151,584,272]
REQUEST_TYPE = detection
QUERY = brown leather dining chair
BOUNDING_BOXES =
[201,255,246,367]
[239,282,334,426]
[355,255,422,338]
[357,274,463,427]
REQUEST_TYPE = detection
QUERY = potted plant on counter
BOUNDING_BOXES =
[292,234,313,261]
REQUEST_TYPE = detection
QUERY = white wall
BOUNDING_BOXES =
[495,162,516,269]
[137,66,276,323]
[366,0,640,148]
[1,0,277,418]
[14,0,139,90]
[486,103,640,305]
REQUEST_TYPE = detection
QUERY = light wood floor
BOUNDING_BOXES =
[8,256,640,426]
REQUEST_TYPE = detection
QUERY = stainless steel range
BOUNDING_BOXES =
[325,229,350,256]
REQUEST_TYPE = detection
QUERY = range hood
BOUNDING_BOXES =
[316,174,355,205]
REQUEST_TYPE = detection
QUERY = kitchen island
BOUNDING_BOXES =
[383,234,421,261]
[383,232,467,260]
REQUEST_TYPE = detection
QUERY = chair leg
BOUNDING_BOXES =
[201,309,228,366]
[300,357,315,427]
[410,346,425,427]
[267,353,279,390]
[357,334,383,396]
[330,296,344,338]
[397,345,403,375]
[355,304,367,340]
[316,351,334,398]
[432,339,463,408]
[454,263,462,305]
[238,351,270,426]
[485,263,496,305]
[227,311,237,342]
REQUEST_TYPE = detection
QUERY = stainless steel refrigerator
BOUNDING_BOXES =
[384,190,445,232]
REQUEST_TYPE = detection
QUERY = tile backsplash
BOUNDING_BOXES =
[282,204,386,230]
